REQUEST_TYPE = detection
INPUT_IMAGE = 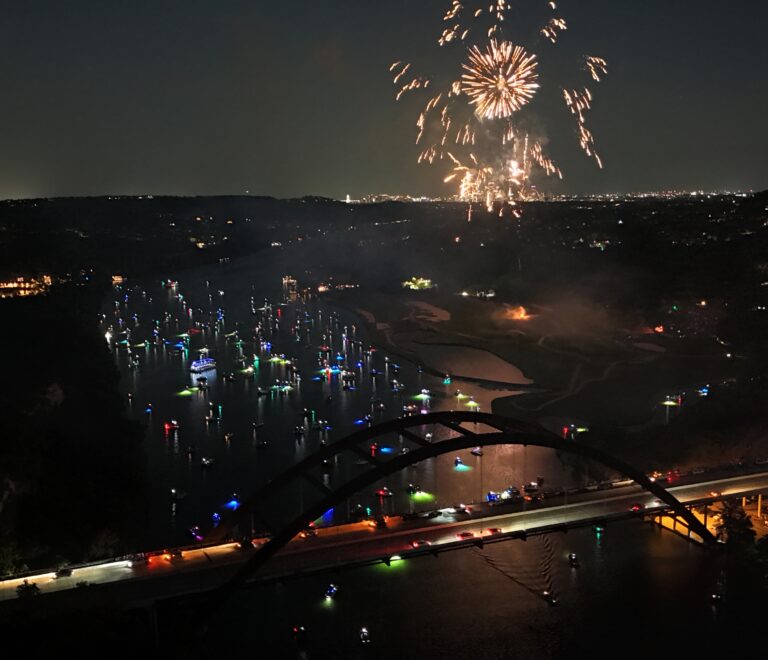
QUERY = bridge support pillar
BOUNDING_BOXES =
[758,494,763,518]
[742,496,747,509]
[651,510,703,544]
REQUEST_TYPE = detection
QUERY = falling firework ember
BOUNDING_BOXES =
[585,56,608,82]
[391,0,609,209]
[540,17,567,44]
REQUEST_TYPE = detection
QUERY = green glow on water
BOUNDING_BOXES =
[176,387,199,397]
[321,597,335,609]
[376,555,406,571]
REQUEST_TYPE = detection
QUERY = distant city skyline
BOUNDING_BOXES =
[0,1,766,201]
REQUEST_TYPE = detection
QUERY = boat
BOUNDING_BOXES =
[201,457,216,468]
[170,488,187,500]
[190,357,217,373]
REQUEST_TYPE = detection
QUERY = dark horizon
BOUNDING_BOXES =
[2,189,766,207]
[1,1,766,200]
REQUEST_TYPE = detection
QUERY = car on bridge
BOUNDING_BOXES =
[709,490,723,498]
[410,539,431,548]
[485,528,503,536]
[456,531,475,540]
[368,516,388,529]
[162,549,183,562]
[130,554,149,567]
[299,525,317,539]
[629,503,645,512]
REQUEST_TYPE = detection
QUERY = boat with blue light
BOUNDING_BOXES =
[190,356,217,373]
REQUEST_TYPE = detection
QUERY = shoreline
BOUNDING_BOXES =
[323,294,542,396]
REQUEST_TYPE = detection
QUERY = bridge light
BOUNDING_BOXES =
[382,554,403,567]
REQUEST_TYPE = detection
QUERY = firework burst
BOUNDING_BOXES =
[461,40,539,120]
[391,1,608,210]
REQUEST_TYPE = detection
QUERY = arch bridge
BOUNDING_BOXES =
[206,411,714,602]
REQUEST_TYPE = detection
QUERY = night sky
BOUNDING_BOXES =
[0,0,766,200]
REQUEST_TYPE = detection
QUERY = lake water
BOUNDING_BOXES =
[104,258,588,549]
[103,251,724,658]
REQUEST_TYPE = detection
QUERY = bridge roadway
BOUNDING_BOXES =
[2,470,768,609]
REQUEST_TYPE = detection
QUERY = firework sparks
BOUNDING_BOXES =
[585,56,608,82]
[531,142,562,179]
[440,24,462,46]
[396,77,429,101]
[564,87,602,167]
[391,1,608,208]
[540,17,567,43]
[444,1,462,21]
[462,40,539,120]
[563,87,592,122]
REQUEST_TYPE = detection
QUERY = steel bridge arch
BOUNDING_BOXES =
[206,412,714,604]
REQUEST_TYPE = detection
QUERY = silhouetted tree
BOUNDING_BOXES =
[717,499,756,548]
[16,579,40,599]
